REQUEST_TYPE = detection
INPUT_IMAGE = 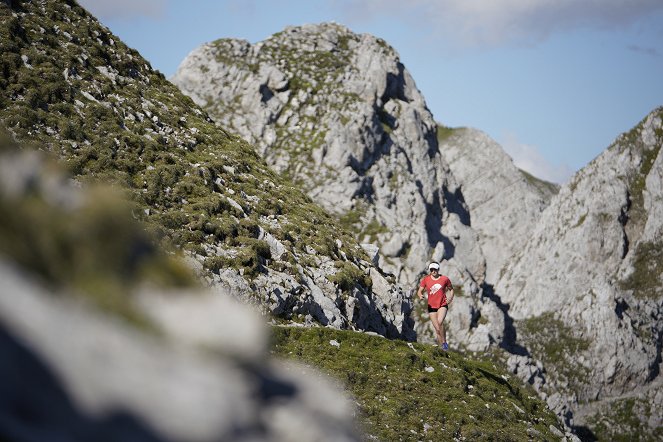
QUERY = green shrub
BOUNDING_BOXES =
[329,261,370,292]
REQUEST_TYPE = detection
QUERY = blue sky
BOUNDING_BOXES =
[79,0,663,183]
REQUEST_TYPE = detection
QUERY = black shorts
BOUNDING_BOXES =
[427,304,448,313]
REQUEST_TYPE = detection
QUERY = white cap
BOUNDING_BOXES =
[428,262,440,270]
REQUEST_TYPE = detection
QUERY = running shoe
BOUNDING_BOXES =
[441,342,449,351]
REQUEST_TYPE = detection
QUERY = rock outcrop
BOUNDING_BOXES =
[0,262,361,442]
[0,2,412,339]
[172,23,485,296]
[496,108,663,437]
[438,127,558,284]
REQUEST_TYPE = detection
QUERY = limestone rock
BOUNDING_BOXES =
[496,107,663,434]
[172,23,486,295]
[0,2,413,342]
[0,260,360,442]
[438,127,558,284]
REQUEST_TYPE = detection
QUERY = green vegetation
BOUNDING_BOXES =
[0,142,195,329]
[626,141,661,233]
[338,206,365,232]
[574,213,587,228]
[271,326,563,441]
[613,109,663,298]
[362,218,389,243]
[0,0,370,303]
[585,396,663,442]
[518,312,591,395]
[328,260,371,292]
[517,168,560,197]
[618,240,663,299]
[437,124,460,143]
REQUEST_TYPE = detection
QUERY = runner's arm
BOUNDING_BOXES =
[446,286,454,304]
[416,286,425,300]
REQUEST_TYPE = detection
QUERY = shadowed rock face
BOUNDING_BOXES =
[172,23,485,295]
[495,108,663,434]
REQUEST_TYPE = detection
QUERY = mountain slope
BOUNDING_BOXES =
[0,137,567,442]
[0,0,411,338]
[496,108,663,439]
[0,141,362,442]
[271,326,565,441]
[438,126,558,284]
[172,23,485,296]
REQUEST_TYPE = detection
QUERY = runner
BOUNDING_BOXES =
[417,261,454,350]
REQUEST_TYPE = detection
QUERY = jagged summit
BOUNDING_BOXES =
[173,21,485,298]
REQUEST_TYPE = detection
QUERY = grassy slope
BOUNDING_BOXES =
[271,326,563,441]
[0,0,370,295]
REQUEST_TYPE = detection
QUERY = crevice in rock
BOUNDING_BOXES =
[350,175,375,204]
[569,424,598,442]
[395,145,413,175]
[419,183,443,246]
[481,282,529,356]
[647,326,663,382]
[614,297,629,320]
[349,117,393,175]
[380,63,408,105]
[258,84,273,103]
[443,184,472,227]
[618,197,631,260]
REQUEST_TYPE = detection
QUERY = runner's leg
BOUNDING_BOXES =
[428,312,443,345]
[436,306,448,344]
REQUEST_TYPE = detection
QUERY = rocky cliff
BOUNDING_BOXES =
[438,126,559,284]
[496,108,663,439]
[0,1,412,339]
[171,23,485,297]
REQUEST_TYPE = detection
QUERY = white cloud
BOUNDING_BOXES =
[500,132,574,184]
[78,0,167,21]
[334,0,663,47]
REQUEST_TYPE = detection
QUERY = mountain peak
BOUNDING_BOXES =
[173,23,485,296]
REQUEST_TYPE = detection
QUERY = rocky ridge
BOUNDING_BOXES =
[0,143,573,441]
[171,22,567,357]
[438,126,559,284]
[496,108,663,439]
[0,1,412,339]
[172,23,486,297]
